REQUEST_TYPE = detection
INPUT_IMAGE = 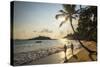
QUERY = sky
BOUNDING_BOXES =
[13,1,79,39]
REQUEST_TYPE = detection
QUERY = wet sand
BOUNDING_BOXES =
[68,41,97,62]
[28,41,97,65]
[13,40,97,66]
[14,46,64,66]
[28,49,81,65]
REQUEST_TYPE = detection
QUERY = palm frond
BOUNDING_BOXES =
[65,15,69,20]
[55,14,59,19]
[59,10,67,14]
[55,14,65,19]
[63,4,71,12]
[59,20,66,27]
[59,10,64,13]
[63,4,76,14]
[59,15,69,27]
[75,9,80,14]
[72,14,79,18]
[55,14,61,19]
[72,17,76,20]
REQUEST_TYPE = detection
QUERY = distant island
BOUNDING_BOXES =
[14,36,56,41]
[29,36,53,40]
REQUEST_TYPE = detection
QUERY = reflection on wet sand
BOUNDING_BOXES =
[28,46,81,65]
[14,39,97,66]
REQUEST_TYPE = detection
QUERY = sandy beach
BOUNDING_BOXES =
[13,40,97,66]
[68,41,97,62]
[14,46,64,65]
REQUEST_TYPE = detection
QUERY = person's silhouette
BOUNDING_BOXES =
[71,43,78,59]
[64,44,68,63]
[71,43,74,55]
[64,44,67,56]
[64,56,68,63]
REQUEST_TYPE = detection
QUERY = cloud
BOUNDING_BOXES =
[33,29,52,33]
[40,29,52,33]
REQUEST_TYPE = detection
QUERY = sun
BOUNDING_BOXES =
[58,16,66,22]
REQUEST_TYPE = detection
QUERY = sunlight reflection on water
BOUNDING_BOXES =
[59,38,67,44]
[59,38,71,45]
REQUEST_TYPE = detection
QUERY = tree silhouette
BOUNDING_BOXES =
[77,6,97,42]
[55,4,97,61]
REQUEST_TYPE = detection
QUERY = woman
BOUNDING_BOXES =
[64,44,68,63]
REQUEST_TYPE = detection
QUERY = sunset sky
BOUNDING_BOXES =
[13,1,79,39]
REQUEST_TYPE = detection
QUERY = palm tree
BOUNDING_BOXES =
[55,4,96,61]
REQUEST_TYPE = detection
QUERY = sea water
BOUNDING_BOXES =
[14,39,81,53]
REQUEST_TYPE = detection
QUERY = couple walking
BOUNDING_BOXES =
[64,42,78,63]
[64,43,74,62]
[64,43,74,56]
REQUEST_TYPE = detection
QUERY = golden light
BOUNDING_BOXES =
[58,16,66,22]
[59,38,68,44]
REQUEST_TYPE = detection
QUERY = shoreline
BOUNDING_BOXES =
[13,40,97,66]
[14,46,64,66]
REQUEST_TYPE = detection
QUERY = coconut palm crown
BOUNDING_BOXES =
[55,4,96,61]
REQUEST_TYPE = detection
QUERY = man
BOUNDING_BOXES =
[64,44,67,56]
[71,43,78,59]
[71,43,74,55]
[64,44,68,63]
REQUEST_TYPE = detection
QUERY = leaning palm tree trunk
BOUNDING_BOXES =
[69,16,96,61]
[56,5,97,61]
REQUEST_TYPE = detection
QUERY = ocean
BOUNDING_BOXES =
[14,39,81,53]
[13,39,82,64]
